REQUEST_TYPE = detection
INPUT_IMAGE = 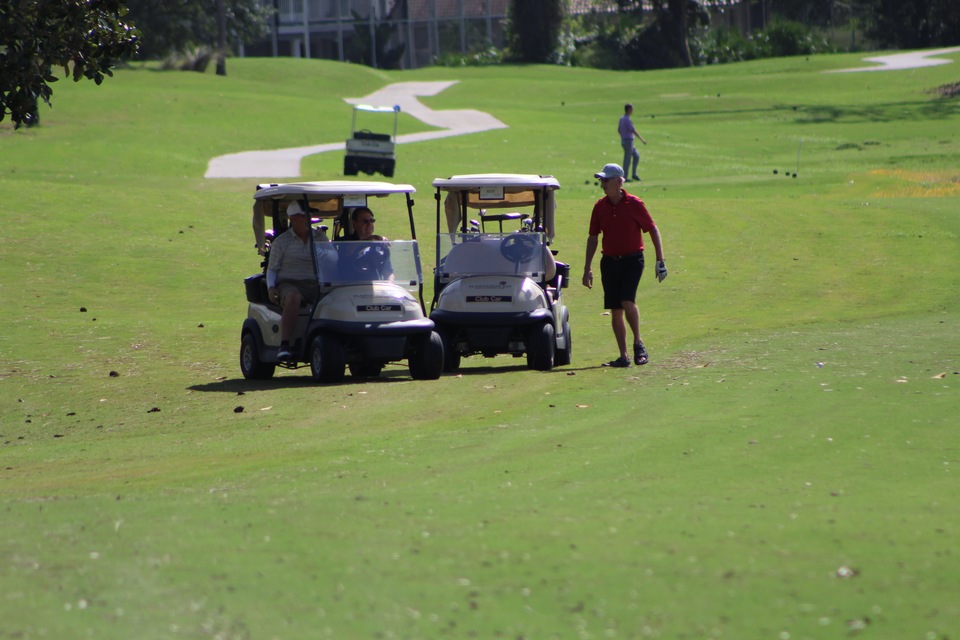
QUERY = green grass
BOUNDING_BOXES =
[2,51,959,639]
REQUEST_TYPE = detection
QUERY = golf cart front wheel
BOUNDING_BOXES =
[526,323,555,371]
[310,334,346,383]
[240,333,275,379]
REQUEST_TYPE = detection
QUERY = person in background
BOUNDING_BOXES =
[582,163,667,368]
[618,103,647,182]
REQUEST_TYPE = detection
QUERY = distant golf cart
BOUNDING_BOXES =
[430,174,571,372]
[241,180,443,383]
[344,104,400,178]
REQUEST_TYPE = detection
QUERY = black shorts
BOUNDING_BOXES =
[600,251,644,309]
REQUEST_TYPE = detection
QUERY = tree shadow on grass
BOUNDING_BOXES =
[449,362,604,376]
[796,98,958,124]
[659,98,956,124]
[189,366,419,393]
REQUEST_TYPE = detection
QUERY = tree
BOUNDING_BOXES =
[648,0,705,67]
[507,0,566,63]
[615,0,705,70]
[853,0,960,48]
[769,0,841,28]
[569,0,706,70]
[0,0,139,129]
[123,0,272,62]
[347,0,407,70]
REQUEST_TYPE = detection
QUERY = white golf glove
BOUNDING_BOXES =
[655,260,668,282]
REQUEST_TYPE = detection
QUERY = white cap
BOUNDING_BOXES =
[594,163,624,180]
[286,200,307,216]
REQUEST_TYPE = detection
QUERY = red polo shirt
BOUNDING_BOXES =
[588,190,656,257]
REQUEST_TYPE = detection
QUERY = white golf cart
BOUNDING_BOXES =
[430,174,571,371]
[343,104,399,178]
[241,180,443,383]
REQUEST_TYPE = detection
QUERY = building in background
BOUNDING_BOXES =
[240,1,762,69]
[243,0,511,69]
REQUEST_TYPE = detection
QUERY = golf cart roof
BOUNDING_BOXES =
[254,180,414,202]
[432,174,560,191]
[435,174,559,242]
[251,180,417,248]
[352,104,401,113]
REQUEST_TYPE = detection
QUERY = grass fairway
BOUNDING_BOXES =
[2,51,958,639]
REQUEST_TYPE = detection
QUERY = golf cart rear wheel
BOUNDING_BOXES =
[240,333,275,379]
[437,327,461,372]
[555,320,572,367]
[310,334,346,383]
[409,331,444,380]
[527,323,555,371]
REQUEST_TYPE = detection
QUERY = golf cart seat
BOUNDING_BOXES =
[480,211,529,233]
[543,261,570,302]
[544,260,569,287]
[353,129,390,142]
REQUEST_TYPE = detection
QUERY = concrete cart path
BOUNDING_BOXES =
[205,49,958,179]
[204,80,507,179]
[829,46,960,73]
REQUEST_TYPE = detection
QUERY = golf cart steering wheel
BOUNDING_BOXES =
[353,245,387,277]
[499,233,539,265]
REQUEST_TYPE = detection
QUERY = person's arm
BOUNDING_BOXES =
[266,239,281,300]
[648,225,668,282]
[582,234,599,288]
[647,225,664,262]
[634,127,647,145]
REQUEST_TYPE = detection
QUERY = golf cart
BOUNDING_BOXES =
[343,104,400,178]
[241,180,443,383]
[430,174,571,371]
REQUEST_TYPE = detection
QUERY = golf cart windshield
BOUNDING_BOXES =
[436,233,549,281]
[315,240,422,291]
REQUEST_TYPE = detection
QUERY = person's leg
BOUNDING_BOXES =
[621,140,633,178]
[623,300,641,345]
[620,254,648,363]
[611,308,628,361]
[600,256,629,365]
[631,147,641,180]
[279,289,303,344]
[600,256,630,367]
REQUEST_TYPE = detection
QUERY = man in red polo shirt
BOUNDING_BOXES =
[582,163,667,367]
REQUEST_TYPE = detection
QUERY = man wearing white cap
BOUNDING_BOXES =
[266,200,320,360]
[582,163,667,367]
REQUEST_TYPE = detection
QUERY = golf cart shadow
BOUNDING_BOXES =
[190,367,417,393]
